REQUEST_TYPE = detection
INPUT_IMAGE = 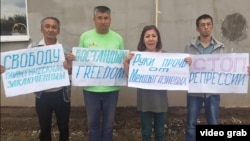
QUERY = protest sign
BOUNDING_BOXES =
[189,53,249,93]
[127,52,190,90]
[1,44,70,97]
[71,48,129,86]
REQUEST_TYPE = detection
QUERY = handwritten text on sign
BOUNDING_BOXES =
[128,52,190,90]
[0,44,70,97]
[189,53,249,93]
[72,48,129,86]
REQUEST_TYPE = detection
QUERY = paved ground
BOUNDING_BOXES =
[1,106,250,141]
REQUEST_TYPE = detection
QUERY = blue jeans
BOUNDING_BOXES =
[83,90,119,141]
[185,95,220,141]
[139,112,167,141]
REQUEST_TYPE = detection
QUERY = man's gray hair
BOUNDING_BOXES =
[40,16,60,29]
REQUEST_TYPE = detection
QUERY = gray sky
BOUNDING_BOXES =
[1,0,26,19]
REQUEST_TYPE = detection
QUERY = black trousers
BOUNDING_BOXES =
[35,89,70,141]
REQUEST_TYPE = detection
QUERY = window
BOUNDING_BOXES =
[1,0,30,42]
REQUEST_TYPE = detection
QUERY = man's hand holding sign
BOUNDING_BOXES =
[0,44,70,97]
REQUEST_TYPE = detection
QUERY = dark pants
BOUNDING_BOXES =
[36,89,70,141]
[139,112,167,141]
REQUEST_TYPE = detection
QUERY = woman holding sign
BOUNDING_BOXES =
[123,25,192,141]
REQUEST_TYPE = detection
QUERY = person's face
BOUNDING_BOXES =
[94,12,111,34]
[143,29,158,52]
[41,19,60,40]
[196,18,213,38]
